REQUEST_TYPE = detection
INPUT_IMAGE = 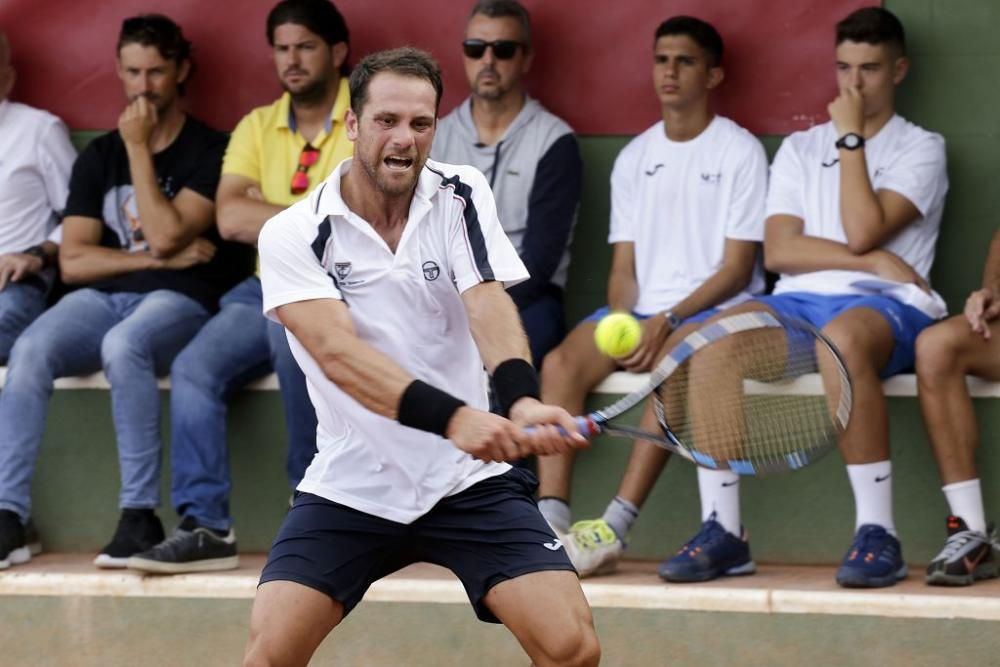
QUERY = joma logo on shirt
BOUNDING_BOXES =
[701,172,722,184]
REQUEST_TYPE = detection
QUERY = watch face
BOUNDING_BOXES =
[838,133,863,150]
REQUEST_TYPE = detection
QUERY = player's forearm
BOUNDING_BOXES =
[838,150,887,253]
[218,197,285,245]
[464,282,532,372]
[764,232,874,276]
[670,262,754,320]
[59,245,161,284]
[125,143,189,257]
[312,336,416,420]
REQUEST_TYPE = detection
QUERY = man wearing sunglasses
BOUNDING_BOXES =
[432,0,582,368]
[127,0,354,576]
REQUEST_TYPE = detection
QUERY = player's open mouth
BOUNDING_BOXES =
[384,156,414,170]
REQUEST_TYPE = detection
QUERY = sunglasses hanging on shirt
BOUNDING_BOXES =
[290,144,320,195]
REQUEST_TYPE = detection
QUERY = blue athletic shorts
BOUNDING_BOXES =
[584,305,718,327]
[754,292,935,378]
[258,468,575,623]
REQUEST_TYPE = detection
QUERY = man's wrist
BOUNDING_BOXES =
[661,310,682,329]
[21,245,51,270]
[493,358,540,418]
[398,380,466,438]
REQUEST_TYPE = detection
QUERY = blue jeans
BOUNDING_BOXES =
[0,278,49,364]
[520,291,566,369]
[0,288,209,521]
[169,276,317,530]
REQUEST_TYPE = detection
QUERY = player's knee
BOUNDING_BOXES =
[242,631,277,667]
[915,324,962,380]
[537,619,601,667]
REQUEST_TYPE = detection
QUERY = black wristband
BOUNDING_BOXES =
[398,380,466,437]
[493,358,540,418]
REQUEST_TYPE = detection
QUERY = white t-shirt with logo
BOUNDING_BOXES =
[259,158,528,524]
[766,116,948,306]
[0,100,76,254]
[607,115,768,316]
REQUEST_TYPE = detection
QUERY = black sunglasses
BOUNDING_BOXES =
[462,39,524,60]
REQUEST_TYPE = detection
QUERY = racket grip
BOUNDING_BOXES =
[525,416,599,438]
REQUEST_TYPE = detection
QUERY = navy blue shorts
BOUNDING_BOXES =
[258,468,575,623]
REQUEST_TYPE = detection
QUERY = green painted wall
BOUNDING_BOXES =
[44,0,1000,564]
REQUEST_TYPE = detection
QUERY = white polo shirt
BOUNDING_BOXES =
[766,115,948,304]
[259,158,528,523]
[607,115,768,316]
[0,100,77,254]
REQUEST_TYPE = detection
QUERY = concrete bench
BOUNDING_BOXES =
[5,367,1000,397]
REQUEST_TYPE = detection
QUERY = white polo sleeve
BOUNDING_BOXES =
[725,137,769,241]
[765,137,806,220]
[38,119,77,217]
[259,206,342,322]
[448,167,528,293]
[874,132,948,217]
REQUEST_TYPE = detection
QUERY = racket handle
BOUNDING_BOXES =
[524,416,600,438]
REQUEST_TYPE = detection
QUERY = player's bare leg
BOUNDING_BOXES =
[243,581,344,667]
[537,322,618,504]
[916,316,1000,483]
[485,570,600,667]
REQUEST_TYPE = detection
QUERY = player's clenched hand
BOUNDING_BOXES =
[446,407,528,462]
[508,397,588,457]
[620,314,670,373]
[828,86,864,137]
[964,288,1000,339]
[119,96,158,147]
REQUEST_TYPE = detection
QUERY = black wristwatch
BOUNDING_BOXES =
[835,132,865,151]
[22,245,50,269]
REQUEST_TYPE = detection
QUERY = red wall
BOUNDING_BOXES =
[1,0,871,135]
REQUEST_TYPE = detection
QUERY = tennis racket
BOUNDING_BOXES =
[568,310,852,476]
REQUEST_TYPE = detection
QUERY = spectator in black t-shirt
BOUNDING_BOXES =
[0,14,253,572]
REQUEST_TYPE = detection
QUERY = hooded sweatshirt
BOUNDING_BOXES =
[432,96,582,307]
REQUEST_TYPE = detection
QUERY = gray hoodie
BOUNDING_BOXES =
[432,96,582,306]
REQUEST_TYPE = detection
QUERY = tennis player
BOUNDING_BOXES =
[243,47,599,667]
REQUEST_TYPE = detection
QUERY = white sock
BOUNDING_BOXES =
[538,497,571,533]
[698,468,741,536]
[601,496,639,542]
[943,479,987,534]
[847,461,896,536]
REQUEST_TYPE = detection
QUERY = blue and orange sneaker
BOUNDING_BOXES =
[658,513,755,583]
[835,523,907,588]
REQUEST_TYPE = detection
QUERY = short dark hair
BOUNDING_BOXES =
[267,0,351,74]
[468,0,532,49]
[349,47,443,116]
[836,7,906,55]
[118,14,191,65]
[654,16,724,68]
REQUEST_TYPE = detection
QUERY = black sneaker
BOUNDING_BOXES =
[0,510,30,570]
[94,509,165,569]
[127,516,238,574]
[926,516,1000,586]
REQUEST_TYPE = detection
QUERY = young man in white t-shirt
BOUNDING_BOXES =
[245,48,600,667]
[915,229,1000,586]
[534,16,768,577]
[658,7,948,589]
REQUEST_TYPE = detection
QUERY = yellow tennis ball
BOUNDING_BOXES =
[594,312,642,358]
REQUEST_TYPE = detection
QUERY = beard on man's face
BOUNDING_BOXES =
[284,69,331,105]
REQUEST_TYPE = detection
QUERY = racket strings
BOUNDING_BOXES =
[655,323,849,473]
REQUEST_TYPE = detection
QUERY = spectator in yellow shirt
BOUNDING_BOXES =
[128,0,353,575]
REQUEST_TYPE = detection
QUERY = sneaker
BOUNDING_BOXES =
[127,516,238,574]
[658,514,756,583]
[564,519,624,578]
[835,523,907,588]
[925,516,1000,586]
[24,519,42,556]
[94,509,165,569]
[0,510,30,570]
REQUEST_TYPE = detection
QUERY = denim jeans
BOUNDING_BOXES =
[169,276,317,530]
[519,291,566,369]
[0,288,209,521]
[0,278,49,364]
